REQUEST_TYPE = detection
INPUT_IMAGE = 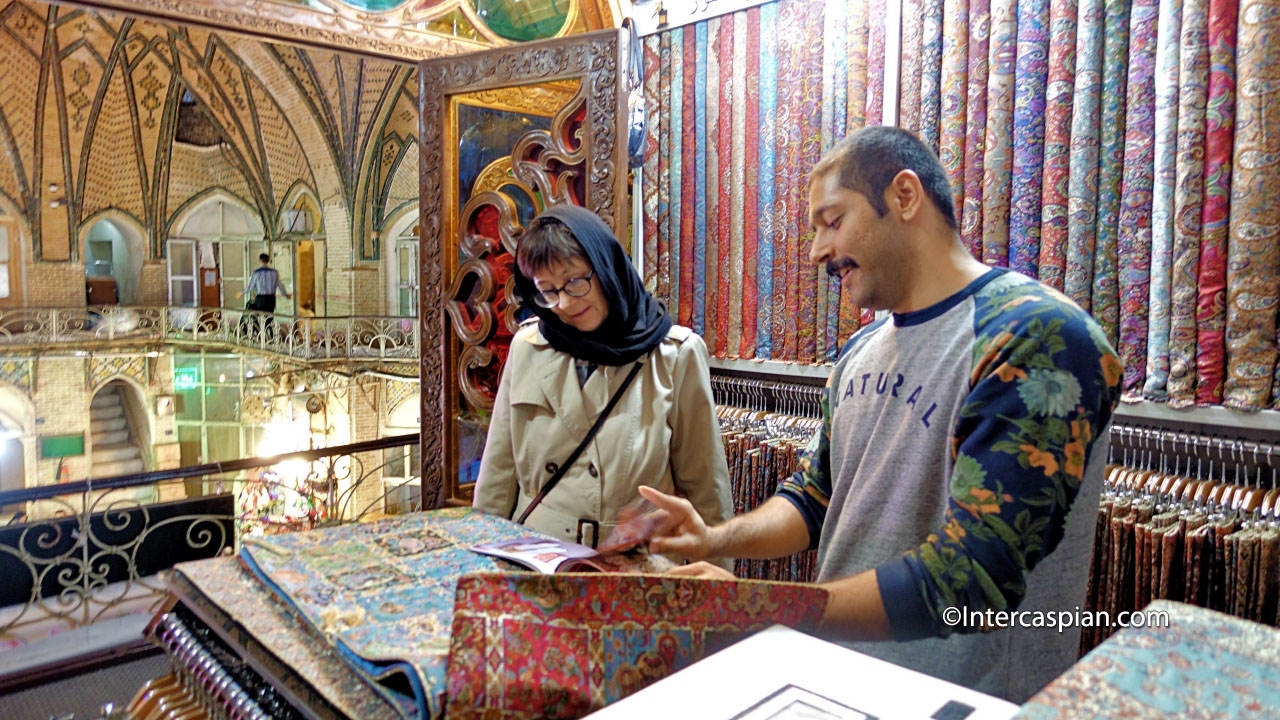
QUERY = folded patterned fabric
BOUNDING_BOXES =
[444,572,829,719]
[240,507,543,719]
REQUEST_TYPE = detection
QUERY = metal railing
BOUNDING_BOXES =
[0,433,421,649]
[0,305,419,362]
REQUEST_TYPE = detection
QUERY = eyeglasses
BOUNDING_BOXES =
[531,270,594,308]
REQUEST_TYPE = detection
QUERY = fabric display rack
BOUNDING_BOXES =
[640,0,1280,414]
[1081,422,1280,655]
[711,375,825,582]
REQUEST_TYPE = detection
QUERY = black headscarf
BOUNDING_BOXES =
[513,205,672,366]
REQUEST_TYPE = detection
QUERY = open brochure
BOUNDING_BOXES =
[472,497,668,573]
[471,537,623,573]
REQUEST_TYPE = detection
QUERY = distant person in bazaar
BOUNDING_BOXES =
[641,125,1122,703]
[473,204,732,552]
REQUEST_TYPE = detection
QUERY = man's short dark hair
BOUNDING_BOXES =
[259,253,270,263]
[812,126,957,230]
[516,216,588,278]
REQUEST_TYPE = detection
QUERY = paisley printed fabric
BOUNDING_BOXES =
[239,508,548,719]
[1009,0,1051,277]
[1168,0,1210,407]
[444,573,828,719]
[962,0,992,258]
[1017,601,1280,718]
[920,0,946,151]
[758,2,778,358]
[1035,0,1078,291]
[693,22,709,337]
[1064,0,1106,310]
[1225,0,1280,409]
[1196,0,1235,405]
[983,0,1019,268]
[741,7,761,359]
[680,27,696,329]
[1143,0,1183,400]
[1092,0,1131,348]
[900,0,925,135]
[717,17,735,357]
[941,0,970,224]
[641,36,661,295]
[1117,0,1159,399]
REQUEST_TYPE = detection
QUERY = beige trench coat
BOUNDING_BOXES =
[473,321,732,550]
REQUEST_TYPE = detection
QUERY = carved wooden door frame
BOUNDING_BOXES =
[417,28,630,509]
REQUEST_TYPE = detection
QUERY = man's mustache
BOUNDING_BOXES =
[826,258,857,277]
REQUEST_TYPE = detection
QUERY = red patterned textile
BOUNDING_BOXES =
[741,7,762,359]
[706,19,721,353]
[657,32,672,305]
[642,36,661,293]
[899,0,925,134]
[680,27,697,328]
[774,0,798,361]
[1036,0,1078,291]
[444,573,828,719]
[717,17,735,356]
[866,0,887,123]
[840,0,869,342]
[1197,0,1236,405]
[795,1,825,362]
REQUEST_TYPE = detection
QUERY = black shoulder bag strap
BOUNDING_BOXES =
[516,360,645,525]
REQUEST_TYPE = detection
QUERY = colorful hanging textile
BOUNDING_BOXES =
[866,0,888,123]
[741,8,761,359]
[704,19,720,352]
[1116,0,1159,399]
[729,13,747,357]
[680,27,696,329]
[796,2,825,363]
[900,0,925,135]
[1091,0,1131,348]
[1143,0,1182,400]
[1064,0,1106,309]
[919,0,946,151]
[826,0,849,358]
[669,28,683,322]
[1225,0,1280,410]
[1167,0,1209,407]
[693,22,709,337]
[1009,0,1051,277]
[1196,0,1236,405]
[642,36,661,295]
[757,1,778,359]
[940,0,969,223]
[962,0,991,257]
[841,0,870,343]
[1035,0,1078,291]
[773,2,796,361]
[982,0,1019,267]
[716,17,735,358]
[654,34,671,305]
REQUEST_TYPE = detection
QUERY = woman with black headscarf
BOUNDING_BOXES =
[473,205,732,552]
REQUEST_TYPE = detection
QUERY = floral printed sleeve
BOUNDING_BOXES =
[874,286,1123,640]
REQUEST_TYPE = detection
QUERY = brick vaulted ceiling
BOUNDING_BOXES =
[0,0,423,261]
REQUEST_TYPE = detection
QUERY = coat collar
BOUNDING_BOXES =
[520,323,640,441]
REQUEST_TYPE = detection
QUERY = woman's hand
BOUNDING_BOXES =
[638,485,714,560]
[665,561,736,580]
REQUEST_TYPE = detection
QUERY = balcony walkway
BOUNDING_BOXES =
[0,305,419,364]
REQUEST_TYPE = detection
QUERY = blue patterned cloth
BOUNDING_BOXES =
[240,508,542,719]
[1016,601,1280,718]
[756,1,778,358]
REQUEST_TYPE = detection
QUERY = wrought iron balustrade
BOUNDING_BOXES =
[0,305,419,362]
[0,433,421,650]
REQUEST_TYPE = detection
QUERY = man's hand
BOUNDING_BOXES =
[638,485,715,560]
[666,561,736,580]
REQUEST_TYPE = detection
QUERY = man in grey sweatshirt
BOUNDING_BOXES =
[642,126,1121,704]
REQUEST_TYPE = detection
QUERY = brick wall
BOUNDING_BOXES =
[32,357,91,485]
[25,263,87,307]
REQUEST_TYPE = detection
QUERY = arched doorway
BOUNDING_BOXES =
[88,380,151,477]
[81,215,145,305]
[0,385,34,521]
[167,195,268,312]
